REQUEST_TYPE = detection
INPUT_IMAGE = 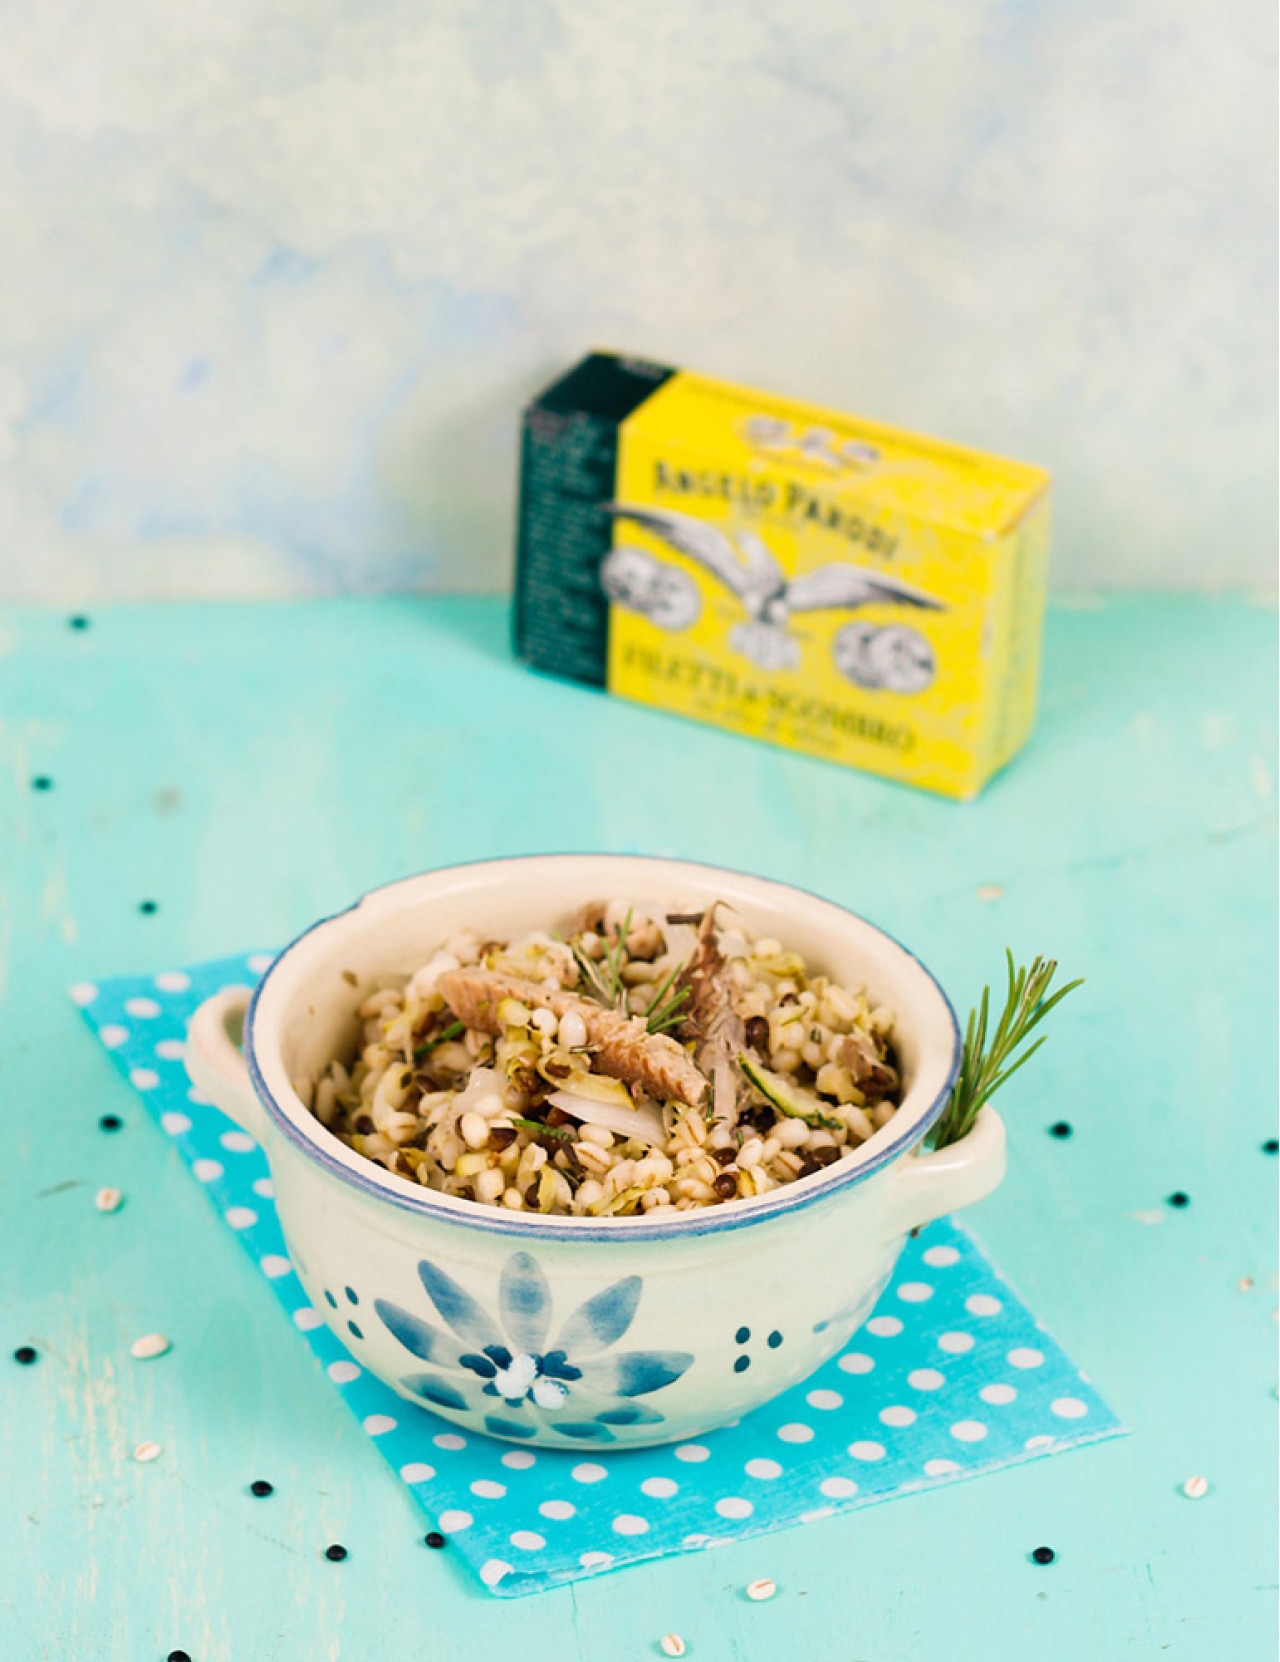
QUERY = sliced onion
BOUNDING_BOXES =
[546,1088,667,1148]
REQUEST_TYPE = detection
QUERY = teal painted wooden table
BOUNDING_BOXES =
[2,595,1276,1662]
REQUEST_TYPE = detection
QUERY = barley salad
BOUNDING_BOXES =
[296,901,903,1218]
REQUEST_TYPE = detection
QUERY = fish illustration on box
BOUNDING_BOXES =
[602,503,944,679]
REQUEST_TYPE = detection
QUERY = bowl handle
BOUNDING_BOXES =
[884,1106,1006,1236]
[185,987,266,1143]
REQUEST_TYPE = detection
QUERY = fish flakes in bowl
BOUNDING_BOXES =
[299,902,904,1219]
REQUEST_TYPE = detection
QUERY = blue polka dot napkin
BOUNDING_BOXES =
[73,954,1124,1598]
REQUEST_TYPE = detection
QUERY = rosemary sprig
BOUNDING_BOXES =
[510,1116,573,1140]
[931,952,1082,1150]
[645,962,691,1035]
[571,908,633,1010]
[413,1019,464,1060]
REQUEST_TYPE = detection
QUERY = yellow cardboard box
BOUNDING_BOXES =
[514,352,1050,799]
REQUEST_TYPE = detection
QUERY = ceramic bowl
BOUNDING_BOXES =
[185,855,1005,1448]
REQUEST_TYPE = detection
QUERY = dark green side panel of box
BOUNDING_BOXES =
[513,352,675,687]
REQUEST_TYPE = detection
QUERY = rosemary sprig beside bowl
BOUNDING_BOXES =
[931,952,1082,1150]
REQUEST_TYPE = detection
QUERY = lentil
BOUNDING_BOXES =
[745,1578,777,1601]
[1031,1546,1056,1565]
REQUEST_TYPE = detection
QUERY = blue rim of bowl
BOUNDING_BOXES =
[243,854,963,1240]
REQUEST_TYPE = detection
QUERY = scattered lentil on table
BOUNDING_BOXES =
[94,1186,123,1212]
[13,1346,37,1365]
[249,1480,273,1498]
[99,1114,123,1132]
[745,1578,777,1601]
[324,1543,348,1562]
[1182,1476,1210,1499]
[1031,1546,1056,1565]
[1167,1192,1190,1208]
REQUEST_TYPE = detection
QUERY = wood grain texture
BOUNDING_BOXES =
[0,595,1275,1662]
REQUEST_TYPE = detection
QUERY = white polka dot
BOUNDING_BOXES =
[866,1316,903,1337]
[922,1244,961,1267]
[399,1463,436,1484]
[363,1414,396,1436]
[641,1477,678,1499]
[579,1551,613,1571]
[100,1025,128,1048]
[938,1331,974,1354]
[125,997,161,1019]
[1008,1347,1045,1370]
[252,1177,274,1198]
[155,1038,186,1061]
[539,1499,576,1521]
[70,982,99,1006]
[225,1206,257,1230]
[328,1361,360,1384]
[925,1458,961,1476]
[800,1506,834,1523]
[777,1422,815,1443]
[220,1130,257,1153]
[155,971,191,992]
[950,1420,989,1442]
[129,1068,160,1091]
[819,1476,858,1499]
[879,1405,917,1428]
[434,1433,467,1451]
[745,1458,783,1479]
[470,1479,507,1499]
[437,1508,472,1530]
[681,1533,710,1548]
[479,1559,511,1587]
[293,1307,323,1331]
[247,953,274,974]
[1051,1397,1088,1419]
[612,1514,650,1535]
[673,1444,710,1463]
[848,1440,885,1461]
[1024,1434,1056,1451]
[980,1383,1018,1406]
[187,1086,213,1105]
[715,1496,753,1519]
[806,1388,843,1410]
[908,1368,946,1391]
[159,1112,191,1136]
[897,1282,933,1303]
[260,1254,292,1278]
[571,1462,608,1483]
[510,1530,545,1552]
[501,1450,536,1469]
[965,1294,1003,1317]
[192,1159,224,1182]
[838,1352,874,1375]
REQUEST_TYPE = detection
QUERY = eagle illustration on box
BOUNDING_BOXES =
[600,503,945,676]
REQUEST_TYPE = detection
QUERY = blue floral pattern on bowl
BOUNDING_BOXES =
[375,1252,694,1442]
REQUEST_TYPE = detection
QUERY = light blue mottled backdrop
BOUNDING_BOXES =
[0,0,1273,599]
